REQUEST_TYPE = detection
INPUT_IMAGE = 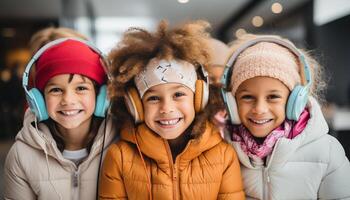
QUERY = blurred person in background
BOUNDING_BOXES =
[29,27,88,54]
[206,38,230,85]
[206,38,231,137]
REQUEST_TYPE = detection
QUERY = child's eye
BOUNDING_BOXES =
[48,87,62,94]
[76,86,88,91]
[146,96,160,102]
[267,94,281,100]
[240,95,254,100]
[174,92,186,98]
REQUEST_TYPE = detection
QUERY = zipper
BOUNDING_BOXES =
[73,171,79,187]
[173,163,181,200]
[262,168,270,200]
[72,170,79,200]
[164,141,177,200]
[163,139,192,200]
[173,165,179,199]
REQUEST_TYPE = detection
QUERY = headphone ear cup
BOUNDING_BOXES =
[27,88,49,122]
[286,85,308,121]
[94,85,110,117]
[194,77,210,113]
[224,92,241,125]
[202,79,209,111]
[125,87,144,123]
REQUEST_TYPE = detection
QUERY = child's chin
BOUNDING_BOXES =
[249,129,270,138]
[156,131,183,140]
[252,134,269,139]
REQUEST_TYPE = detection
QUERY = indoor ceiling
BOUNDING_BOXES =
[0,0,311,52]
[0,0,249,31]
[0,0,309,34]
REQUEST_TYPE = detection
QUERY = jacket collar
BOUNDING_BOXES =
[121,121,222,169]
[16,109,116,169]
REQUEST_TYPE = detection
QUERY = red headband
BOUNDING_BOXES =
[35,40,107,91]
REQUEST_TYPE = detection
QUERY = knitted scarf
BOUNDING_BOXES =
[231,109,310,159]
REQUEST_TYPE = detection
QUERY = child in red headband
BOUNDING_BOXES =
[4,38,116,200]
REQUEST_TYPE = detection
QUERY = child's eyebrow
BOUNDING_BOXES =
[236,89,249,93]
[268,90,283,93]
[144,88,156,94]
[75,81,93,85]
[172,85,187,90]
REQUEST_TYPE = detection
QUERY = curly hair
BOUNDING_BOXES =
[108,20,224,138]
[228,34,327,104]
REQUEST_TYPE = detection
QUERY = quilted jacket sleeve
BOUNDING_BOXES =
[99,143,128,200]
[217,143,245,200]
[318,136,350,199]
[4,144,36,200]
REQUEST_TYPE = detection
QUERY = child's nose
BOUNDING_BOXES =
[61,91,76,105]
[159,99,175,114]
[252,99,268,114]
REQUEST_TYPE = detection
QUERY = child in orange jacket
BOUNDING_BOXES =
[99,20,245,200]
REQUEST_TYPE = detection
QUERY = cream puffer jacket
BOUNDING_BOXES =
[4,109,117,200]
[225,97,350,200]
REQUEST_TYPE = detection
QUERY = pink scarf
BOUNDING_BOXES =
[231,109,310,159]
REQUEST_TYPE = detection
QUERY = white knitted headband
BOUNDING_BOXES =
[134,58,197,97]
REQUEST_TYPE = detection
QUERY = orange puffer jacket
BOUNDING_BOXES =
[99,121,245,200]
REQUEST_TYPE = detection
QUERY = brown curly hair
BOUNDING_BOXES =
[108,20,224,138]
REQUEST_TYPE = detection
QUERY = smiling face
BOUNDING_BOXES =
[235,76,290,138]
[44,74,96,134]
[142,83,195,139]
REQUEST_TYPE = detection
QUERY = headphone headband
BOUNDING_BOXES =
[221,36,312,92]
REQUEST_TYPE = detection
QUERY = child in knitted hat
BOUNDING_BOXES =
[99,20,245,199]
[4,38,116,200]
[222,34,350,199]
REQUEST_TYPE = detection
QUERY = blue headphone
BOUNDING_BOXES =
[22,38,110,122]
[221,37,312,124]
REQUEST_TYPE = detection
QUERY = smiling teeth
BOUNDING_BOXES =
[159,119,179,125]
[61,110,79,116]
[251,119,270,124]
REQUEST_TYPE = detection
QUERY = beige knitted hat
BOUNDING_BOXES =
[230,41,301,95]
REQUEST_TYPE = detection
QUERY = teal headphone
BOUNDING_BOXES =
[22,38,110,122]
[221,37,312,124]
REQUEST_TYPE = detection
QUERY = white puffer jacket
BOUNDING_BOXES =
[4,109,117,200]
[225,97,350,200]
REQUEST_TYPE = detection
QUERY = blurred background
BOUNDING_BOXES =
[1,0,350,196]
